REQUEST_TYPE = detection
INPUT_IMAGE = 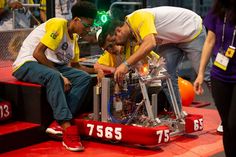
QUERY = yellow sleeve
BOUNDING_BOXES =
[149,51,160,59]
[127,11,157,40]
[39,0,46,11]
[0,1,6,8]
[71,34,80,63]
[28,0,46,10]
[40,18,66,50]
[97,51,116,67]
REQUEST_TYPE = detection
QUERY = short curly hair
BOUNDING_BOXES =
[71,1,97,19]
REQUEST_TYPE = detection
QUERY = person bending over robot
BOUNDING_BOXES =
[109,6,212,112]
[94,20,159,75]
[94,20,171,114]
[12,1,103,152]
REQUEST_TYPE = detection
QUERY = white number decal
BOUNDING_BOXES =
[105,127,113,139]
[0,104,10,119]
[0,105,3,118]
[194,118,203,131]
[86,124,122,140]
[114,128,122,140]
[156,130,163,143]
[97,125,103,137]
[164,130,170,142]
[199,118,203,130]
[87,124,94,136]
[156,130,170,143]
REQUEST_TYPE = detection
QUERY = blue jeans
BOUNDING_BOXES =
[156,27,212,110]
[13,61,92,122]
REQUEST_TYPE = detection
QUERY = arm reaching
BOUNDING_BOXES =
[194,30,215,95]
[114,34,156,82]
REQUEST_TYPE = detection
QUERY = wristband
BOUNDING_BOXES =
[123,61,131,70]
[60,73,63,77]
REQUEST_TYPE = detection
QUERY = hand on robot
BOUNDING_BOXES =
[96,69,105,83]
[114,62,129,83]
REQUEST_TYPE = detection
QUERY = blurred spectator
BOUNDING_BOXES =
[30,0,47,26]
[0,1,23,30]
[55,0,78,20]
[0,0,46,30]
[13,0,46,28]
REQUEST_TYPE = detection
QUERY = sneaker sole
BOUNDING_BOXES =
[46,128,63,140]
[217,129,223,134]
[62,142,85,152]
[46,128,63,135]
[47,133,63,141]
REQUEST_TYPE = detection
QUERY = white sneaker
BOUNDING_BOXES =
[217,124,223,133]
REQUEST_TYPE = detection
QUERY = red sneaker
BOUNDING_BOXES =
[46,121,63,140]
[62,126,84,152]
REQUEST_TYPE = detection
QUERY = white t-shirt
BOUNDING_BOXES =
[137,6,202,44]
[13,18,80,70]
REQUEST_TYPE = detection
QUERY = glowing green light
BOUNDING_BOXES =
[93,11,110,27]
[101,14,108,23]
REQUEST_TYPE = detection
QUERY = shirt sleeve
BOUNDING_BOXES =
[71,34,80,63]
[0,1,6,8]
[203,10,217,33]
[127,11,157,40]
[40,18,66,51]
[97,51,115,67]
[40,0,46,11]
[149,51,160,59]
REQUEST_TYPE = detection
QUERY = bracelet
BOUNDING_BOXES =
[123,61,131,70]
[60,73,63,77]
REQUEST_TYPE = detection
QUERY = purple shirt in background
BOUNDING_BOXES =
[204,10,236,83]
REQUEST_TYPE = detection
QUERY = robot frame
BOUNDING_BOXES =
[75,57,203,147]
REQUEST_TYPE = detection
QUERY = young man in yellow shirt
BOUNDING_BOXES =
[110,7,212,111]
[94,20,159,75]
[13,1,101,152]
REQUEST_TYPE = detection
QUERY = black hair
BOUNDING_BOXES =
[98,19,124,47]
[212,0,236,24]
[71,1,97,19]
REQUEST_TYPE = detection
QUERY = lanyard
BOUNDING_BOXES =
[125,21,143,56]
[220,15,236,52]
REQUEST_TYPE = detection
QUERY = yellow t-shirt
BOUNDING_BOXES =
[97,48,159,68]
[13,18,80,70]
[0,0,7,9]
[39,0,46,11]
[40,18,80,63]
[97,50,130,67]
[127,7,202,44]
[126,11,157,42]
[98,12,159,68]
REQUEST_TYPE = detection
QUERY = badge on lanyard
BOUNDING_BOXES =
[214,53,229,71]
[225,46,235,58]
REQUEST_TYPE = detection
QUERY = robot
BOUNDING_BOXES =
[75,56,203,146]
